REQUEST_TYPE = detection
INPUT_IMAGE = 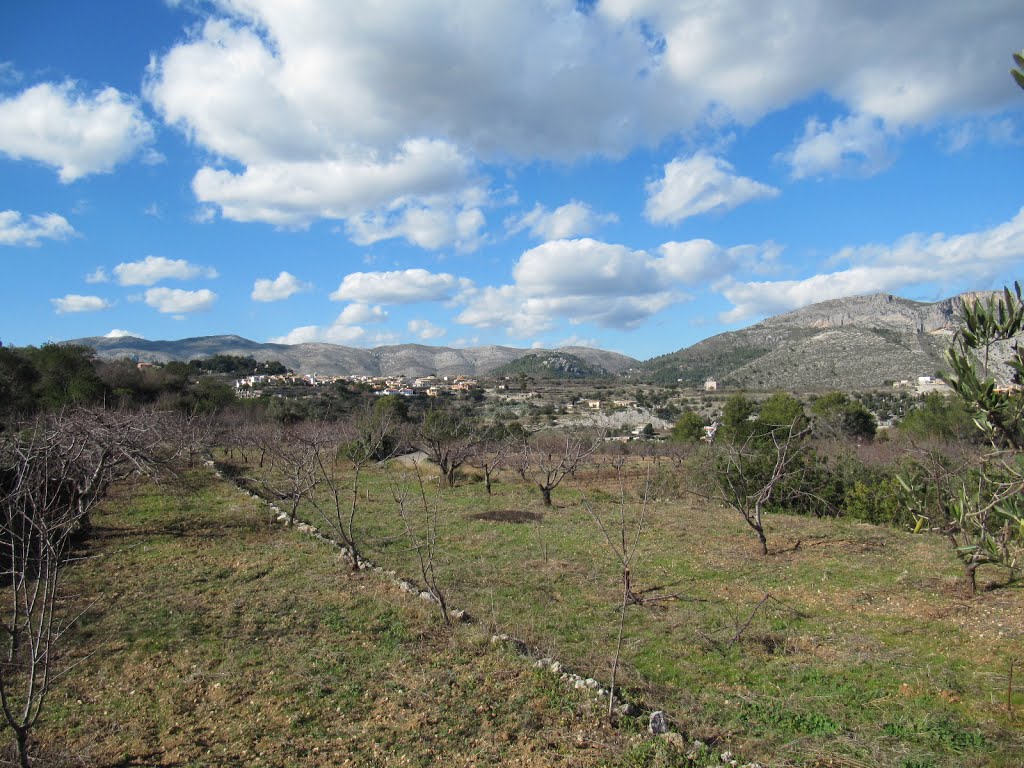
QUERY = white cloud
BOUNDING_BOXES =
[114,256,219,286]
[555,335,600,349]
[104,328,143,339]
[191,139,475,228]
[645,152,778,224]
[0,210,75,246]
[141,2,1020,248]
[0,81,153,182]
[506,200,618,240]
[51,294,111,314]
[601,1,1021,127]
[85,267,109,284]
[719,207,1024,322]
[338,303,388,324]
[345,193,487,252]
[784,114,893,179]
[251,271,310,302]
[457,235,783,336]
[658,239,781,284]
[458,238,687,336]
[408,319,446,340]
[144,287,217,313]
[269,314,399,347]
[330,269,472,304]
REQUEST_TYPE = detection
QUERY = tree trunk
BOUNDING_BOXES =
[541,486,552,507]
[483,467,492,495]
[16,727,30,768]
[757,527,768,556]
[966,561,978,594]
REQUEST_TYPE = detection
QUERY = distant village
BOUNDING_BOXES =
[232,372,483,399]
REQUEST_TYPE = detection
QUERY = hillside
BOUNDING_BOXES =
[490,351,610,379]
[642,293,968,390]
[67,334,638,378]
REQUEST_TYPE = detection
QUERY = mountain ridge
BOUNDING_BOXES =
[641,292,982,389]
[65,335,638,378]
[65,290,1010,388]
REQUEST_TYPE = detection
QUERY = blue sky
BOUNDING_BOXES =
[1,1,1023,360]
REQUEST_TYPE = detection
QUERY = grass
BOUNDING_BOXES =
[33,471,696,767]
[222,450,1024,767]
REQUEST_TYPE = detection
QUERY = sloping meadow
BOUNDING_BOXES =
[223,450,1024,767]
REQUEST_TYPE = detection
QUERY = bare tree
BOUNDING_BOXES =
[516,429,597,507]
[390,461,450,625]
[307,406,403,570]
[0,408,160,766]
[695,420,812,556]
[580,456,679,718]
[248,422,323,525]
[466,424,518,496]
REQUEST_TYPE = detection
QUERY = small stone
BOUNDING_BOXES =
[720,752,733,763]
[649,710,669,735]
[584,678,599,689]
[549,661,562,674]
[613,702,639,717]
[660,732,687,750]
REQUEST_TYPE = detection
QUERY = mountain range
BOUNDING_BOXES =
[67,291,1000,390]
[68,334,638,379]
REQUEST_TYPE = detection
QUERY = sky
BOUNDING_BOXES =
[1,1,1023,361]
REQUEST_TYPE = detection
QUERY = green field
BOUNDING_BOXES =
[31,453,1024,767]
[217,451,1024,768]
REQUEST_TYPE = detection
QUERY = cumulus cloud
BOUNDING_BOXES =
[85,267,109,284]
[269,314,399,346]
[141,2,1020,248]
[719,207,1024,322]
[337,303,388,324]
[51,294,111,314]
[658,239,781,284]
[506,200,618,240]
[645,152,778,224]
[784,114,893,179]
[456,235,783,336]
[191,139,474,226]
[251,271,310,302]
[0,210,75,247]
[408,319,446,340]
[600,1,1021,127]
[345,194,486,252]
[104,328,143,338]
[0,81,153,182]
[114,256,218,286]
[457,238,679,336]
[144,287,217,313]
[330,269,472,304]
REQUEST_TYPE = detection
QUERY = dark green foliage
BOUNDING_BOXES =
[0,346,40,424]
[671,409,707,442]
[898,393,977,442]
[490,352,607,379]
[811,391,877,439]
[719,392,756,441]
[756,392,805,429]
[188,354,289,376]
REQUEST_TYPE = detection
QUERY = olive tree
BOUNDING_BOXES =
[903,284,1024,592]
